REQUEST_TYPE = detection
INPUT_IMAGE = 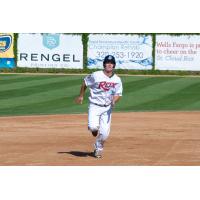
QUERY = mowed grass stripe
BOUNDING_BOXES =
[115,77,185,110]
[1,74,200,116]
[0,90,90,116]
[0,96,74,115]
[183,99,200,110]
[142,80,200,110]
[0,78,82,100]
[121,78,200,111]
[118,77,200,108]
[0,75,83,91]
[0,81,81,110]
[0,76,189,115]
[0,74,86,115]
[122,76,182,94]
[0,75,59,86]
[0,77,148,113]
[1,86,90,115]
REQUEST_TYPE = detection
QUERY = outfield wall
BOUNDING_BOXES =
[1,33,200,71]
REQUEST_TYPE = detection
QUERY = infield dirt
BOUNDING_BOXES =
[1,112,200,166]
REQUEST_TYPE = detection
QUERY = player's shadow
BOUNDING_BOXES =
[58,151,95,157]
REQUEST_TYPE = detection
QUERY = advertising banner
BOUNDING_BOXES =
[0,33,15,68]
[156,34,200,71]
[87,34,153,70]
[17,34,83,69]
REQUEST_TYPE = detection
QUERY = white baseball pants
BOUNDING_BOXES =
[88,103,112,151]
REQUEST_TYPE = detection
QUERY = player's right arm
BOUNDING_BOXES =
[75,81,87,104]
[75,73,95,105]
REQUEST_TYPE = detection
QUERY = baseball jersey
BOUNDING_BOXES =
[84,70,123,106]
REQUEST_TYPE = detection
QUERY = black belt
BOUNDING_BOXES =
[93,103,110,107]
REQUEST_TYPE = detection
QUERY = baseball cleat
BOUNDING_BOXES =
[94,149,102,158]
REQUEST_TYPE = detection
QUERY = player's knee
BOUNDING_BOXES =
[88,126,99,137]
[88,126,99,133]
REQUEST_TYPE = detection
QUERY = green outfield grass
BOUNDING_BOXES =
[1,74,200,116]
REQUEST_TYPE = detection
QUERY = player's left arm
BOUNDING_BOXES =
[112,79,123,107]
[112,95,121,107]
[113,95,121,104]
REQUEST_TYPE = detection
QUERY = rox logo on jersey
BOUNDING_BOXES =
[99,81,117,91]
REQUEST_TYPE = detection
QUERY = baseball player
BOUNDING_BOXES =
[75,55,123,158]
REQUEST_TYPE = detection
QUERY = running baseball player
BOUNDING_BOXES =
[75,55,123,158]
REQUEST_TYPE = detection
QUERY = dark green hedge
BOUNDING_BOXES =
[2,66,200,76]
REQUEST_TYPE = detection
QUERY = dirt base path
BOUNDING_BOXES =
[1,112,200,166]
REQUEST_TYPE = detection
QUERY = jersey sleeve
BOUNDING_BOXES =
[114,79,123,96]
[84,73,95,87]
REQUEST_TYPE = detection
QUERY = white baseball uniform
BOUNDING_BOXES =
[84,70,123,152]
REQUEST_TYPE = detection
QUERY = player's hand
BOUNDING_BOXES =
[111,100,115,108]
[75,96,84,104]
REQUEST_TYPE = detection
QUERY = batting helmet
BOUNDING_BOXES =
[103,55,116,68]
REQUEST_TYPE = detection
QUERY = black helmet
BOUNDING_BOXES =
[103,55,116,68]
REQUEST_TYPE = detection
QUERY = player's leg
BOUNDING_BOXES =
[94,106,112,157]
[88,104,101,137]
